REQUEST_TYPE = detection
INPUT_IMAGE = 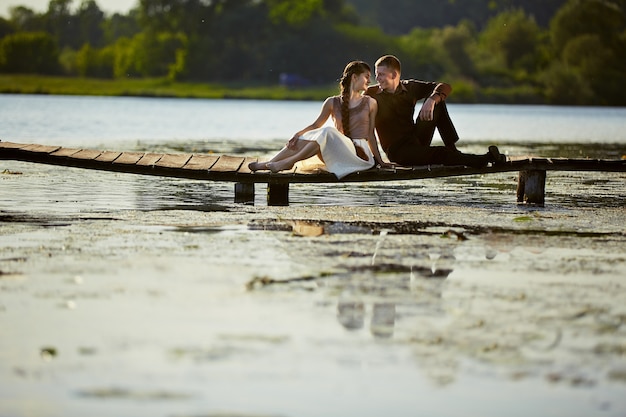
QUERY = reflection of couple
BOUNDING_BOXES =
[250,55,505,178]
[337,255,455,339]
[337,300,396,339]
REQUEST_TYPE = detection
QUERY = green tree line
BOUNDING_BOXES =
[1,0,625,105]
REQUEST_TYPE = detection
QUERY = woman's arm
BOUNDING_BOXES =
[365,98,393,168]
[287,97,333,148]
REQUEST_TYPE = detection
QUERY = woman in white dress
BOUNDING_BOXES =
[249,61,392,179]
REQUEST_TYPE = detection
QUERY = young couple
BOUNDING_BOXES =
[249,55,505,178]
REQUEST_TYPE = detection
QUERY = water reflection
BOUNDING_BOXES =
[337,293,399,339]
[370,303,396,339]
[336,247,456,340]
[336,299,365,330]
[132,176,235,211]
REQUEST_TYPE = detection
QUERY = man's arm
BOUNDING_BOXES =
[419,82,451,121]
[431,82,452,102]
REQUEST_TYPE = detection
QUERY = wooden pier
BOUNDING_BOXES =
[1,141,624,206]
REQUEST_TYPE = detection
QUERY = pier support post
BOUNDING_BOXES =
[517,170,546,206]
[234,182,255,204]
[267,183,289,206]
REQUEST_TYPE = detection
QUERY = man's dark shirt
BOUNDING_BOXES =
[365,80,447,153]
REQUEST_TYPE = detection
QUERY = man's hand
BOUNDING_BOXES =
[418,97,437,121]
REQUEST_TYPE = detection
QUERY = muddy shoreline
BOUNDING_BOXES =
[1,159,625,417]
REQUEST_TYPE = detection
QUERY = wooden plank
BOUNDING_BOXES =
[155,153,191,169]
[50,147,81,157]
[283,164,299,174]
[72,149,102,160]
[0,141,28,149]
[517,157,625,172]
[95,151,122,162]
[21,144,61,154]
[183,154,219,170]
[137,153,164,166]
[240,157,258,174]
[113,152,144,165]
[209,155,245,172]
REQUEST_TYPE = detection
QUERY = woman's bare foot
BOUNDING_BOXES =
[248,161,268,171]
[266,160,294,173]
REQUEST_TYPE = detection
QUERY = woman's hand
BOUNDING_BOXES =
[287,135,300,149]
[377,161,396,169]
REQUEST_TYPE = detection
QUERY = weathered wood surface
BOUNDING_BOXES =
[2,141,625,184]
[517,170,547,205]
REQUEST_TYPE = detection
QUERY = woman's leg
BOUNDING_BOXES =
[249,140,319,171]
[267,141,320,173]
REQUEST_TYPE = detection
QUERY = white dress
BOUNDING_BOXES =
[297,96,375,179]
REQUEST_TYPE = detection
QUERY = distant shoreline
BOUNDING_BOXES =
[0,74,336,101]
[4,74,623,107]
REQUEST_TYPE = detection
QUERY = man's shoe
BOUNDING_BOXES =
[488,145,506,165]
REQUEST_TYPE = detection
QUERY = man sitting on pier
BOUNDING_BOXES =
[366,55,505,168]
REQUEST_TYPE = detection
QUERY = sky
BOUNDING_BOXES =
[2,0,137,18]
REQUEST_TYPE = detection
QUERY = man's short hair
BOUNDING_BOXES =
[375,55,401,73]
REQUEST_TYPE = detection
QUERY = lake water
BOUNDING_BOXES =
[1,93,624,209]
[1,94,625,417]
[2,94,626,147]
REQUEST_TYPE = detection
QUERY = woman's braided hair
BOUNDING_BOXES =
[339,61,371,138]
